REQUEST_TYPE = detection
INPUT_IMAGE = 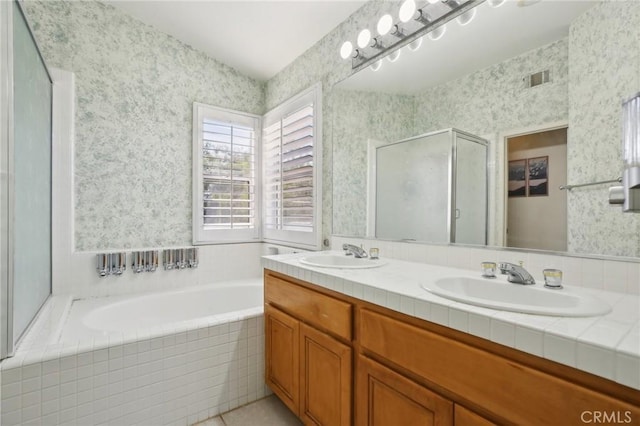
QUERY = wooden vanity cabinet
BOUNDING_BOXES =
[264,271,353,425]
[265,270,640,425]
[358,306,640,425]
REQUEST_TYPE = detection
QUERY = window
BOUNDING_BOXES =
[192,103,261,244]
[262,84,322,249]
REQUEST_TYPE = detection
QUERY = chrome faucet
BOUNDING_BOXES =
[342,243,368,258]
[499,262,536,285]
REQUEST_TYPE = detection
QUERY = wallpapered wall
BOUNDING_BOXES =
[24,0,265,251]
[24,0,640,257]
[24,0,394,251]
[567,1,640,257]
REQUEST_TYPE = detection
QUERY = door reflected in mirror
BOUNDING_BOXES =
[505,126,567,252]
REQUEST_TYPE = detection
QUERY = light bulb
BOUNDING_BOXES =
[408,37,423,51]
[399,0,416,23]
[357,29,371,49]
[340,41,353,60]
[377,14,393,36]
[370,60,382,72]
[488,0,506,7]
[456,8,476,26]
[387,49,401,63]
[428,24,446,41]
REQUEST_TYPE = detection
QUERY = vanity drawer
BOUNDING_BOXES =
[265,272,352,341]
[359,308,640,425]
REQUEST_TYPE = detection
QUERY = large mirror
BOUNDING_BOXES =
[332,0,640,258]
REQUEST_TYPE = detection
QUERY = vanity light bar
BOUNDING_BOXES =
[341,0,487,71]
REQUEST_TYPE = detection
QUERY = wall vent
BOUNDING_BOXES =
[524,70,551,88]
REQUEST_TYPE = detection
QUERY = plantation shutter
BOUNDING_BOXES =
[202,119,255,229]
[263,84,322,249]
[193,104,261,243]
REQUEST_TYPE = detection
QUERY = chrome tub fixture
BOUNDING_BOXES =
[131,250,159,273]
[163,248,199,270]
[610,92,640,212]
[339,0,501,72]
[96,252,126,277]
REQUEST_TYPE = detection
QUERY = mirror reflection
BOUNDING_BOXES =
[331,0,640,258]
[371,129,488,245]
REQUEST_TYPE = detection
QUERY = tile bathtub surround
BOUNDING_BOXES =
[331,236,640,295]
[1,313,268,426]
[262,252,640,390]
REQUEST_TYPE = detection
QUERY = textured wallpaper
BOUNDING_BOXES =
[567,0,640,257]
[23,0,640,258]
[23,0,264,250]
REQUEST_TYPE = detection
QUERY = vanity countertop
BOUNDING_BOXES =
[262,251,640,391]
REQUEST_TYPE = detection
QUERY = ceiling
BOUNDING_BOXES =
[106,0,368,81]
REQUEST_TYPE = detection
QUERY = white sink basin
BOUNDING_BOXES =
[299,254,386,269]
[422,277,611,317]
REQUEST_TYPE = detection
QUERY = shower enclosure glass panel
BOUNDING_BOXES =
[373,129,487,244]
[376,132,451,242]
[2,1,52,357]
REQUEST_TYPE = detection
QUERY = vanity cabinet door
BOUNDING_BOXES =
[299,322,352,425]
[265,305,300,416]
[356,355,453,426]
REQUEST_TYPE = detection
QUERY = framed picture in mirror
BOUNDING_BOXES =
[508,159,527,197]
[528,156,549,196]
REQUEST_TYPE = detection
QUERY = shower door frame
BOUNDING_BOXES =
[0,0,54,359]
[0,0,14,360]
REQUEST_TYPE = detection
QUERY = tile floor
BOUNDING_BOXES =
[195,396,302,426]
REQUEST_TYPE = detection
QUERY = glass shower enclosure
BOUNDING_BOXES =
[371,128,488,245]
[0,0,53,359]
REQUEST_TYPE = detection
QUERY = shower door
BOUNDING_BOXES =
[375,131,451,242]
[373,129,487,244]
[1,0,52,358]
[453,133,488,245]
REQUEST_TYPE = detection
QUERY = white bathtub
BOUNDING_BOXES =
[1,278,269,426]
[60,279,263,340]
